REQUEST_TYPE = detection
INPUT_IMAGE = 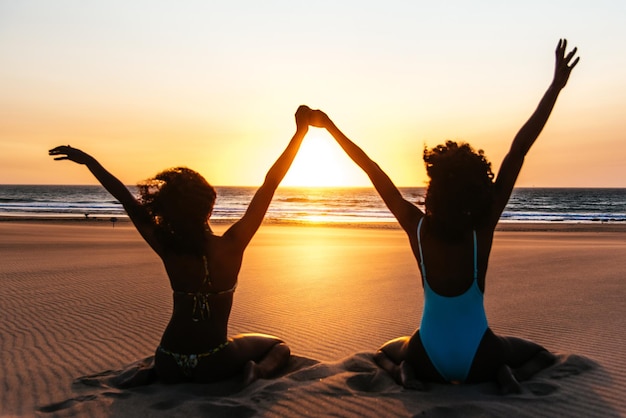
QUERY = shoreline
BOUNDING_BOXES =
[2,215,626,233]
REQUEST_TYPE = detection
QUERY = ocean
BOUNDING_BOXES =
[0,185,625,225]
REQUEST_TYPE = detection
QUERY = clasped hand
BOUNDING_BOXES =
[295,105,329,130]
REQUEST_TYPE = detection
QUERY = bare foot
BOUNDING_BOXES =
[498,364,522,395]
[514,350,557,381]
[400,361,428,391]
[373,350,402,385]
[243,360,260,387]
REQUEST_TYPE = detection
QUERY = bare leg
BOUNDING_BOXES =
[374,349,403,384]
[375,336,429,390]
[243,342,290,386]
[399,360,427,390]
[497,364,523,395]
[499,336,556,383]
[228,334,291,387]
[512,349,556,381]
[471,331,556,393]
[496,350,555,395]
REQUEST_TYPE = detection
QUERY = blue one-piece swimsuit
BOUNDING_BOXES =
[417,218,488,383]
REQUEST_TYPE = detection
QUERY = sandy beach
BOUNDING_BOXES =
[1,220,625,417]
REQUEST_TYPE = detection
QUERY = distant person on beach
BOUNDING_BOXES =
[310,40,579,392]
[48,106,314,385]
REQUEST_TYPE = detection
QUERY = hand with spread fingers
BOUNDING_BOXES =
[48,145,94,165]
[552,38,580,90]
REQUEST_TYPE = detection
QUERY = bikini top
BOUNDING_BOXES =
[173,256,237,322]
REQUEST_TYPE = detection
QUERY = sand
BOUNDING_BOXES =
[1,220,625,417]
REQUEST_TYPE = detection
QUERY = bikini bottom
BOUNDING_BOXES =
[156,341,229,378]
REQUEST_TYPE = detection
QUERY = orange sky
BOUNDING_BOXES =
[1,2,625,187]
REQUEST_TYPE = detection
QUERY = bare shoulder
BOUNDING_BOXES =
[207,229,245,261]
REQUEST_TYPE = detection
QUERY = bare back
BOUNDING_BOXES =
[158,230,244,353]
[406,217,496,296]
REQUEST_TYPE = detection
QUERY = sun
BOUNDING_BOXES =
[281,129,368,187]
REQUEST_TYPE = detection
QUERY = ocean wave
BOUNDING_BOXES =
[2,186,625,224]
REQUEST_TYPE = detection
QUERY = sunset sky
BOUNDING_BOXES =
[1,1,625,187]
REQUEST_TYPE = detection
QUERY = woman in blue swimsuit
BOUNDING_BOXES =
[310,40,579,392]
[49,105,314,385]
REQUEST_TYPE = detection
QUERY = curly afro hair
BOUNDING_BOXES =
[423,141,494,239]
[138,167,216,254]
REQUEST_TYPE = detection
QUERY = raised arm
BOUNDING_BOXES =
[312,110,421,234]
[491,39,580,223]
[224,105,309,249]
[48,146,162,254]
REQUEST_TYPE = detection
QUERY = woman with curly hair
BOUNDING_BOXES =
[48,105,313,385]
[310,40,579,392]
